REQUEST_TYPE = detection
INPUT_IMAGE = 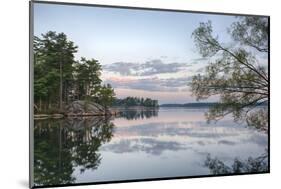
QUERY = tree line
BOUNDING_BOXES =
[113,97,159,107]
[34,31,115,113]
[160,102,217,108]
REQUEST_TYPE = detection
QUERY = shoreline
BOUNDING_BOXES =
[34,106,159,120]
[34,110,120,120]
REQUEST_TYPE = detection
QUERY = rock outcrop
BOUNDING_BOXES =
[65,100,108,116]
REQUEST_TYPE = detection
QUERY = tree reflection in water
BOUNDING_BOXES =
[34,116,115,186]
[204,152,268,174]
[119,108,158,120]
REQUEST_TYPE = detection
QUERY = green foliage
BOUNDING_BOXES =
[190,17,268,130]
[246,108,268,131]
[96,84,116,109]
[34,31,78,112]
[34,31,115,113]
[113,97,159,107]
[230,17,268,52]
[74,57,102,100]
[192,21,221,57]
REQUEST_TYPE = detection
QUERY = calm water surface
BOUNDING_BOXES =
[34,107,268,186]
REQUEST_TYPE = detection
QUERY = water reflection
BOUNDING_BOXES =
[101,138,186,155]
[204,152,268,174]
[33,108,268,185]
[118,108,158,120]
[102,119,267,160]
[34,116,114,186]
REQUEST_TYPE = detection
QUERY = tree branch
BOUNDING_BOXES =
[202,36,269,83]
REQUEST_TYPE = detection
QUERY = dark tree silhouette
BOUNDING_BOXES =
[34,117,115,186]
[191,17,268,130]
[204,152,268,174]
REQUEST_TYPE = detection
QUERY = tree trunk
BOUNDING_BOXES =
[39,97,42,112]
[59,60,63,112]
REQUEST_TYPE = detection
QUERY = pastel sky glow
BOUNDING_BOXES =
[34,3,247,104]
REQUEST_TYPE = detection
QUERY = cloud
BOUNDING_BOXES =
[104,76,192,92]
[115,120,242,138]
[103,59,191,76]
[218,140,236,146]
[101,138,186,155]
[103,62,138,76]
[190,57,208,64]
[160,55,168,59]
[195,67,205,73]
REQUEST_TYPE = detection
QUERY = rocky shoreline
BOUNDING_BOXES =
[34,100,119,120]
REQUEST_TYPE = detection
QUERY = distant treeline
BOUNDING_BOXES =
[160,102,217,108]
[160,101,268,108]
[113,97,159,107]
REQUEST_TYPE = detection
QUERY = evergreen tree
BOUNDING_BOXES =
[34,31,78,112]
[74,58,102,100]
[96,84,116,110]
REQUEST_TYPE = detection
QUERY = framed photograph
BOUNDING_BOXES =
[29,1,269,188]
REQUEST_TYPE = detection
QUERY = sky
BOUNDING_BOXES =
[34,3,242,104]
